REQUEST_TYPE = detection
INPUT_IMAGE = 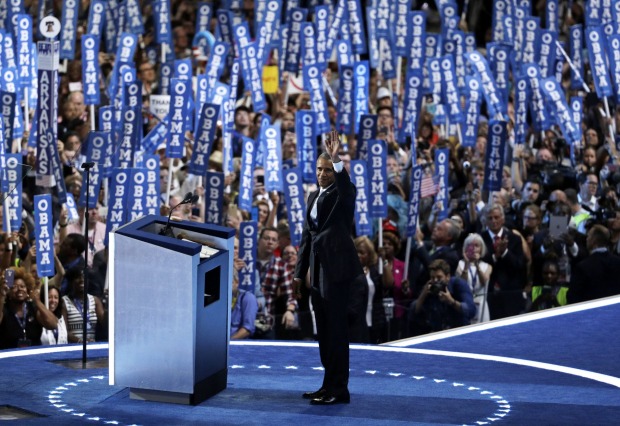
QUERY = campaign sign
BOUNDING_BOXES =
[34,194,55,277]
[483,121,507,192]
[351,160,371,237]
[60,0,79,60]
[263,124,283,192]
[367,139,387,218]
[303,63,330,134]
[3,154,22,232]
[238,136,256,212]
[337,66,354,135]
[282,167,306,246]
[238,221,258,294]
[296,110,317,183]
[82,35,101,105]
[205,171,224,225]
[105,168,130,243]
[189,103,220,176]
[406,165,423,238]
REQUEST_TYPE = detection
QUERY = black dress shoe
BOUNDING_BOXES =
[310,394,350,405]
[302,388,326,399]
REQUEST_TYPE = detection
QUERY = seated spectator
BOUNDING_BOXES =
[40,286,69,345]
[63,268,105,343]
[231,273,258,339]
[0,267,58,349]
[409,259,476,336]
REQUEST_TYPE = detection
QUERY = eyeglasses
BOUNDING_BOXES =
[586,181,598,186]
[282,251,297,256]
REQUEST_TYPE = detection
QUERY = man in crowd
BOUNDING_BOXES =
[481,204,527,319]
[255,227,297,340]
[409,259,476,335]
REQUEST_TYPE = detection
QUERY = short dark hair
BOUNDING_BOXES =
[65,267,84,286]
[428,259,450,276]
[377,106,393,117]
[578,171,598,186]
[588,224,611,248]
[259,226,278,239]
[64,233,87,254]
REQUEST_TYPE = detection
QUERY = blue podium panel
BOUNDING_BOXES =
[109,215,235,404]
[112,233,198,393]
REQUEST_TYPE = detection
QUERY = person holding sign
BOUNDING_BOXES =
[293,130,363,405]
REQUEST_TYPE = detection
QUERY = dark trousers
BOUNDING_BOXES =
[311,282,350,397]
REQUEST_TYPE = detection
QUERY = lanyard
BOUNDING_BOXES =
[14,303,28,337]
[468,264,479,287]
[73,297,92,330]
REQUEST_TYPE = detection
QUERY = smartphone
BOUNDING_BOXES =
[549,214,569,239]
[465,244,475,260]
[5,269,15,289]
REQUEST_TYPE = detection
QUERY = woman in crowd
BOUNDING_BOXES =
[63,268,105,343]
[377,231,409,340]
[0,267,58,349]
[353,236,386,343]
[40,286,68,345]
[576,146,597,174]
[456,233,492,323]
[528,259,569,312]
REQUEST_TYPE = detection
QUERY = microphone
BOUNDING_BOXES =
[159,192,196,237]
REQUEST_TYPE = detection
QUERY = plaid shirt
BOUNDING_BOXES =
[257,255,296,327]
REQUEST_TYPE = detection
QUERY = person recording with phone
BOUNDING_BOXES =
[408,259,475,336]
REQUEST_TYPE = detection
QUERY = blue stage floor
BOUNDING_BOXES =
[2,297,620,425]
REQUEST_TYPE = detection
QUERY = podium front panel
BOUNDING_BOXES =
[112,233,198,394]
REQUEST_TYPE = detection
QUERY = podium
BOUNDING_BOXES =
[108,215,235,405]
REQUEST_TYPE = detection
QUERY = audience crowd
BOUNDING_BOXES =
[2,1,620,349]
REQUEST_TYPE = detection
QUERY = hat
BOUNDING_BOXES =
[377,87,392,100]
[209,150,223,164]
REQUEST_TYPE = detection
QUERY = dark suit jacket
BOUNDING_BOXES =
[482,227,527,318]
[568,251,620,303]
[295,166,363,296]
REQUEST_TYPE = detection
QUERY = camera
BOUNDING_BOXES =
[585,207,617,230]
[429,281,447,295]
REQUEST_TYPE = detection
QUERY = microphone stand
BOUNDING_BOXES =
[159,192,196,237]
[81,162,95,368]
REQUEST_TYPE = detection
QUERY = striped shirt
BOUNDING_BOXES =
[64,295,97,342]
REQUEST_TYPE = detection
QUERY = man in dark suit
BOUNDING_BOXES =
[407,218,460,297]
[293,131,363,405]
[569,224,620,303]
[481,203,527,319]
